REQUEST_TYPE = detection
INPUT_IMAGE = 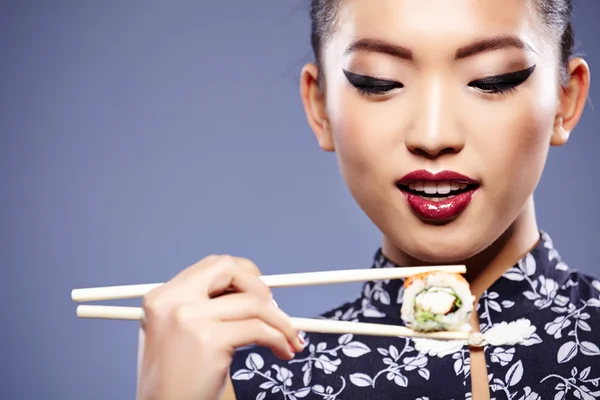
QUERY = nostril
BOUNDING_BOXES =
[410,146,459,159]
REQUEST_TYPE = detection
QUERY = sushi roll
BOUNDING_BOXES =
[400,271,475,332]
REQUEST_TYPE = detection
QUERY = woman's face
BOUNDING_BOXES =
[304,0,581,263]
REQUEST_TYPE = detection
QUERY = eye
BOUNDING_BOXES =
[342,69,403,97]
[469,65,536,95]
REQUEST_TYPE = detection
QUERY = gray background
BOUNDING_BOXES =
[1,1,598,399]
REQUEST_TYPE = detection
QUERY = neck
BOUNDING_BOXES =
[381,197,541,299]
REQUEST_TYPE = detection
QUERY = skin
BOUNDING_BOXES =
[136,256,304,400]
[298,0,590,398]
[136,1,590,399]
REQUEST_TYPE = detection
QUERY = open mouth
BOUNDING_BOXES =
[396,181,479,202]
[395,170,480,221]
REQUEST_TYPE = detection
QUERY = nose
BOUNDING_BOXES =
[404,79,465,159]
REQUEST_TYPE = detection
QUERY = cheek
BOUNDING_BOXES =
[327,95,395,184]
[471,98,554,195]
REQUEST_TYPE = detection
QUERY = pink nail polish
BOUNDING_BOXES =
[298,333,306,346]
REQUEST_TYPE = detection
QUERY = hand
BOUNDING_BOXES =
[136,255,305,400]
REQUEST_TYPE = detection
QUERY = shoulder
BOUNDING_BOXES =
[573,270,600,304]
[554,266,600,311]
[526,268,600,397]
[538,266,600,360]
[538,231,600,308]
[540,263,600,335]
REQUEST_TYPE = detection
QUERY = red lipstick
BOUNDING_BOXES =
[396,170,479,222]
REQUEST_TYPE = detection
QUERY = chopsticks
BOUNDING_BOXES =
[72,264,475,343]
[75,305,472,342]
[71,264,466,302]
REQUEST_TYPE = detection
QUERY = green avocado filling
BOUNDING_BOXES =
[414,287,463,324]
[415,309,437,324]
[450,295,462,313]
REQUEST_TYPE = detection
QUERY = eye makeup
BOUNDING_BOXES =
[468,65,536,95]
[342,69,403,96]
[342,65,536,97]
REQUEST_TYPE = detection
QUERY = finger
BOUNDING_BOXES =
[204,257,271,300]
[170,255,261,284]
[146,255,221,308]
[208,293,303,351]
[141,257,221,321]
[218,319,296,361]
[209,256,270,298]
[230,256,263,277]
[169,254,222,283]
[166,255,271,302]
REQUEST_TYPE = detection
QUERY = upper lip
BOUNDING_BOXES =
[397,170,479,186]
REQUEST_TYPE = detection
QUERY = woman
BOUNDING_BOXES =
[135,0,597,399]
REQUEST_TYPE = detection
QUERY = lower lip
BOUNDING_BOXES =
[399,188,478,221]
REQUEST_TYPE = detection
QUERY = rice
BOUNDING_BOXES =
[400,271,475,332]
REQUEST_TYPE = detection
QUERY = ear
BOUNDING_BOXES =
[551,57,591,146]
[300,63,334,152]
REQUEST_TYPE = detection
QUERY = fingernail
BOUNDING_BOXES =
[297,333,306,347]
[271,298,279,308]
[288,343,296,357]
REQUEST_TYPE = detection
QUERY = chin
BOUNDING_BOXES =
[387,222,489,265]
[405,244,478,265]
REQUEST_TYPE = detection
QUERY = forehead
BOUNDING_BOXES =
[332,0,548,55]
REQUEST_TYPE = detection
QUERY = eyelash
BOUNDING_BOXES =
[468,65,536,95]
[342,70,403,96]
[342,65,536,97]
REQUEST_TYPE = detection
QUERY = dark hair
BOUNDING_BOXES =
[310,0,575,84]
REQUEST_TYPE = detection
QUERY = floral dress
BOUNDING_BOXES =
[229,232,600,399]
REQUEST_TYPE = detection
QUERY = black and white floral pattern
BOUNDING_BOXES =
[230,232,600,399]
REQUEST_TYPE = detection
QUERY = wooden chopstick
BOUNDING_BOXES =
[71,265,465,302]
[75,305,471,341]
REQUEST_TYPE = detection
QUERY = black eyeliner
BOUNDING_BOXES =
[342,69,403,95]
[476,65,536,84]
[470,65,536,94]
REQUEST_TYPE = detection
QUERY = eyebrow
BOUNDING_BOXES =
[345,38,413,60]
[455,36,536,59]
[344,35,536,61]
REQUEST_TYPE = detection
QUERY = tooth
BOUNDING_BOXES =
[424,182,437,194]
[459,183,467,190]
[451,182,460,191]
[409,183,415,190]
[437,182,451,194]
[415,182,424,192]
